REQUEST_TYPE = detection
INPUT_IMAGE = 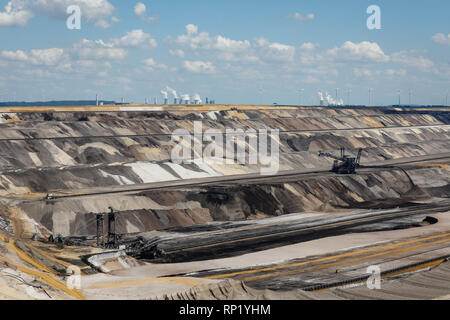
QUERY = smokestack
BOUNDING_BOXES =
[121,97,124,104]
[96,94,99,106]
[181,94,190,104]
[167,87,178,104]
[193,93,201,104]
[318,91,324,106]
[160,90,169,104]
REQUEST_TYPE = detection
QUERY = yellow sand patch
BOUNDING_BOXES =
[362,117,384,128]
[419,164,450,168]
[224,110,249,120]
[29,153,43,167]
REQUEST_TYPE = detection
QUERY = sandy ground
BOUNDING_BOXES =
[78,210,450,299]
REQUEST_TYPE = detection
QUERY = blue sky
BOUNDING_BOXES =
[0,0,448,105]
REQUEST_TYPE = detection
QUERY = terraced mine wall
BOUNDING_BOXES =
[0,106,448,238]
[17,168,434,237]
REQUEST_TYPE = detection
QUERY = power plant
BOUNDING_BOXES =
[153,86,216,105]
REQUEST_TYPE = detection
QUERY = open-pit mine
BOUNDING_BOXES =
[0,103,449,300]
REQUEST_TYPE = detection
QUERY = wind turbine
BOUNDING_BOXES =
[258,87,264,105]
[335,88,339,106]
[298,88,304,106]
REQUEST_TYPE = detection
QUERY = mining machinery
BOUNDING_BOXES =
[318,147,363,174]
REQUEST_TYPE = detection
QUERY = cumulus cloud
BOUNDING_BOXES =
[353,68,406,78]
[170,24,296,64]
[134,2,146,16]
[0,1,33,26]
[112,29,157,48]
[183,60,215,74]
[169,49,184,58]
[186,24,198,35]
[254,38,296,62]
[391,50,437,73]
[69,29,157,61]
[431,33,450,46]
[2,50,28,61]
[2,48,64,65]
[324,41,390,63]
[133,2,157,23]
[0,0,116,27]
[71,39,127,60]
[299,42,319,51]
[142,57,171,72]
[287,12,315,21]
[174,24,251,52]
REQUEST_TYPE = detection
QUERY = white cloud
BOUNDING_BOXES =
[112,29,157,48]
[143,57,156,67]
[29,48,65,65]
[431,33,450,46]
[2,50,28,61]
[72,39,127,60]
[169,49,184,58]
[391,50,436,73]
[183,60,216,74]
[133,2,157,23]
[171,24,296,64]
[255,38,296,62]
[299,42,318,51]
[288,12,315,21]
[94,20,111,29]
[134,2,146,16]
[0,0,116,28]
[71,30,157,61]
[35,0,115,23]
[174,25,251,52]
[353,67,407,78]
[385,69,407,77]
[0,1,33,26]
[142,57,170,72]
[186,24,198,36]
[324,41,390,63]
[2,48,64,65]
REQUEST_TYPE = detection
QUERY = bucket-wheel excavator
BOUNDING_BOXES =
[318,147,363,174]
